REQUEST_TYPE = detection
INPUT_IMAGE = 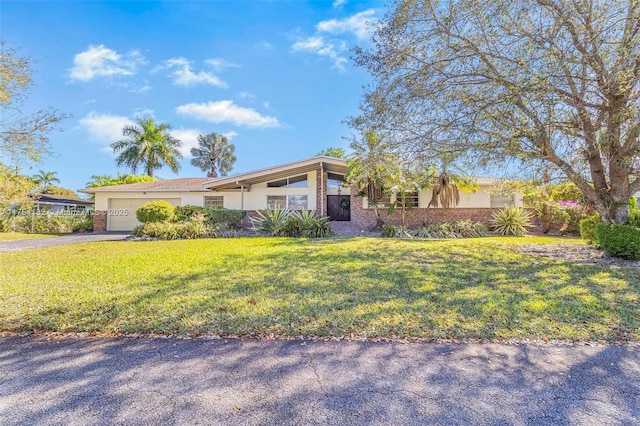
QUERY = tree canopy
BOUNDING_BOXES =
[190,132,236,178]
[316,147,348,159]
[110,117,183,177]
[31,170,60,192]
[0,43,67,164]
[86,173,156,188]
[350,0,640,224]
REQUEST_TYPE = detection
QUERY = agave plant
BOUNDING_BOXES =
[249,207,295,236]
[491,206,533,236]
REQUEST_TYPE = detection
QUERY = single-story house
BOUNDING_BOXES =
[29,193,94,213]
[79,156,523,231]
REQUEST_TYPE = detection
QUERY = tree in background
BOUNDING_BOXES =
[0,43,67,165]
[190,132,236,178]
[43,185,78,198]
[111,117,182,177]
[351,0,640,224]
[316,147,347,159]
[346,130,400,229]
[31,170,60,192]
[0,164,35,210]
[86,173,156,188]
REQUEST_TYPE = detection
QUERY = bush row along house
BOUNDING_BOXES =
[79,156,523,232]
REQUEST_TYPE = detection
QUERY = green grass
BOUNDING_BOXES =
[1,236,638,342]
[0,232,58,241]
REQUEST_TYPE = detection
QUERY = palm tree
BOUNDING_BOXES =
[428,171,479,208]
[346,130,400,229]
[31,170,60,192]
[190,133,236,178]
[110,117,183,177]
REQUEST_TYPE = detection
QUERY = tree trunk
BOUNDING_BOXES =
[372,205,385,230]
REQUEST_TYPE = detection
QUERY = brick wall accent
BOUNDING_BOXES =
[93,210,107,231]
[316,170,326,216]
[349,187,539,229]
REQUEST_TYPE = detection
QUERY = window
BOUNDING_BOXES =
[327,173,345,188]
[396,192,419,208]
[490,194,513,208]
[267,195,308,210]
[267,174,308,188]
[267,195,286,209]
[204,196,224,208]
[287,195,308,210]
[373,194,391,208]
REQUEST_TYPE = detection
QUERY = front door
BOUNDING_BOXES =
[327,195,351,221]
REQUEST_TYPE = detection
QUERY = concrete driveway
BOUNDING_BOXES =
[0,232,129,253]
[1,336,638,425]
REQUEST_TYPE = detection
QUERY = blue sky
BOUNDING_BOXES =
[2,0,382,193]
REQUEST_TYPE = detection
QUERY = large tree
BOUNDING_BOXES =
[351,0,640,224]
[1,44,67,165]
[190,132,236,178]
[111,117,183,177]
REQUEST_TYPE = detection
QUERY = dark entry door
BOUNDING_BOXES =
[327,195,351,221]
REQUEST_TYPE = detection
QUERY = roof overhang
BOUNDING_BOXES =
[204,156,348,191]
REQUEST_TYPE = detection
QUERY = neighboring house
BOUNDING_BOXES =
[80,156,523,231]
[29,193,94,213]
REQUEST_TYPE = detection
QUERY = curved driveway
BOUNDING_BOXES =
[0,232,129,253]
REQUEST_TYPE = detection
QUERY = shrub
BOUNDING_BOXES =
[72,218,93,233]
[174,205,205,221]
[491,206,533,237]
[579,213,601,246]
[174,205,246,229]
[137,215,217,240]
[250,207,294,236]
[384,221,488,239]
[450,220,489,238]
[204,207,246,230]
[595,223,640,260]
[250,208,333,238]
[8,212,92,234]
[629,197,640,228]
[381,224,398,238]
[136,201,175,223]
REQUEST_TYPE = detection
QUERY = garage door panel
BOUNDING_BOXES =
[108,198,181,231]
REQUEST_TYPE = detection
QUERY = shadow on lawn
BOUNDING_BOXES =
[0,336,638,424]
[5,238,639,341]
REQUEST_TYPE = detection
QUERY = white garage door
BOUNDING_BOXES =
[108,198,181,231]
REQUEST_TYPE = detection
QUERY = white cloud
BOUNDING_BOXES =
[157,57,236,88]
[133,108,155,118]
[255,40,274,51]
[316,9,376,40]
[332,0,346,9]
[176,100,281,128]
[205,58,240,72]
[69,45,145,82]
[238,91,256,100]
[291,36,348,72]
[170,128,201,157]
[223,131,238,140]
[79,112,134,144]
[131,85,152,93]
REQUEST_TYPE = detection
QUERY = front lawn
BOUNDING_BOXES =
[1,237,638,342]
[0,232,58,241]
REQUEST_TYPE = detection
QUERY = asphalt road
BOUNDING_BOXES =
[1,336,638,425]
[0,232,129,253]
